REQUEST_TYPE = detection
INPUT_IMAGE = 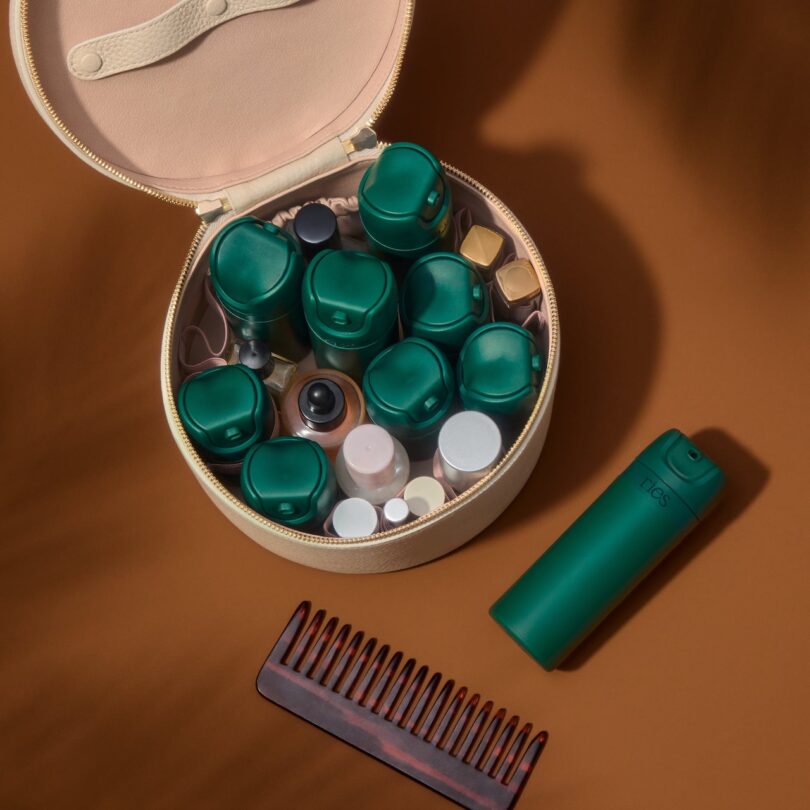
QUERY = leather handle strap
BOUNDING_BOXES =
[67,0,301,81]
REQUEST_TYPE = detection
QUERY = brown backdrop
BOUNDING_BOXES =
[2,2,809,808]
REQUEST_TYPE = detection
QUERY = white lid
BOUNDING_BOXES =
[438,411,502,473]
[11,0,411,204]
[403,476,445,517]
[383,497,410,526]
[342,424,397,489]
[332,498,379,538]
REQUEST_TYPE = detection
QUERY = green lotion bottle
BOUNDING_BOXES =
[491,430,726,670]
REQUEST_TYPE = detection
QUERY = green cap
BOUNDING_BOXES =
[302,250,398,349]
[635,429,726,518]
[400,252,490,355]
[358,143,452,259]
[363,338,455,453]
[209,216,304,323]
[177,364,270,462]
[240,437,337,529]
[457,323,544,422]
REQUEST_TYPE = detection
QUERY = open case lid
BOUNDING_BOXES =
[10,0,412,213]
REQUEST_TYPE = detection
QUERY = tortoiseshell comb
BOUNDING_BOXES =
[256,601,548,810]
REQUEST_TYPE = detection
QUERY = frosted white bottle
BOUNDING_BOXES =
[335,424,410,504]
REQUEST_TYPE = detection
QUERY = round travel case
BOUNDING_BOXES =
[11,0,560,573]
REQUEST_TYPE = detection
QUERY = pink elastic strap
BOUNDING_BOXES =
[179,277,232,379]
[521,309,547,336]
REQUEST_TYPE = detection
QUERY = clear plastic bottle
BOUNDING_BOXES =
[335,424,410,504]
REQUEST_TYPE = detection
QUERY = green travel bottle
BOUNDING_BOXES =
[400,252,490,356]
[208,216,308,360]
[177,364,271,463]
[240,437,337,530]
[363,337,455,459]
[301,250,398,380]
[490,429,726,670]
[358,143,453,262]
[457,322,544,431]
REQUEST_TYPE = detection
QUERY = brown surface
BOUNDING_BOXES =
[2,2,809,808]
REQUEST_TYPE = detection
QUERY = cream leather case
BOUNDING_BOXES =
[10,0,560,573]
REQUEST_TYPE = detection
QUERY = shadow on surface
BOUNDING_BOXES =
[618,0,810,242]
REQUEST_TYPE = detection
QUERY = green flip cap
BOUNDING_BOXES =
[208,216,307,358]
[358,143,453,260]
[240,437,337,530]
[401,252,490,356]
[302,250,398,380]
[490,429,726,670]
[363,337,455,458]
[457,322,544,426]
[177,364,270,462]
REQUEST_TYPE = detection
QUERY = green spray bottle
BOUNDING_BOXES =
[400,252,490,356]
[301,250,398,381]
[358,143,453,262]
[177,364,271,463]
[208,216,308,360]
[240,437,337,530]
[490,429,726,670]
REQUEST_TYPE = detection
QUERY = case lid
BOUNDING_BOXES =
[363,337,455,435]
[11,0,412,207]
[302,250,398,349]
[400,252,490,354]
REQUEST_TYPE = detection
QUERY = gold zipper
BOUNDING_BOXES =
[365,0,415,128]
[18,0,195,208]
[162,159,559,546]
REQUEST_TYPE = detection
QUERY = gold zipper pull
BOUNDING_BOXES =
[342,127,378,155]
[196,197,232,223]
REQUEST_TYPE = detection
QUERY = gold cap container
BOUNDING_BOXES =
[493,259,543,323]
[459,225,505,279]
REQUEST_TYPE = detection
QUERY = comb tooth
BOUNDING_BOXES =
[457,700,493,761]
[494,722,532,783]
[471,707,506,768]
[417,679,455,739]
[286,609,325,671]
[429,686,467,747]
[446,693,480,756]
[379,658,415,717]
[272,601,310,663]
[507,731,549,789]
[391,664,428,726]
[353,645,391,705]
[340,637,377,697]
[303,617,338,677]
[482,714,518,773]
[366,651,403,712]
[404,672,442,733]
[326,630,364,691]
[312,624,350,684]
